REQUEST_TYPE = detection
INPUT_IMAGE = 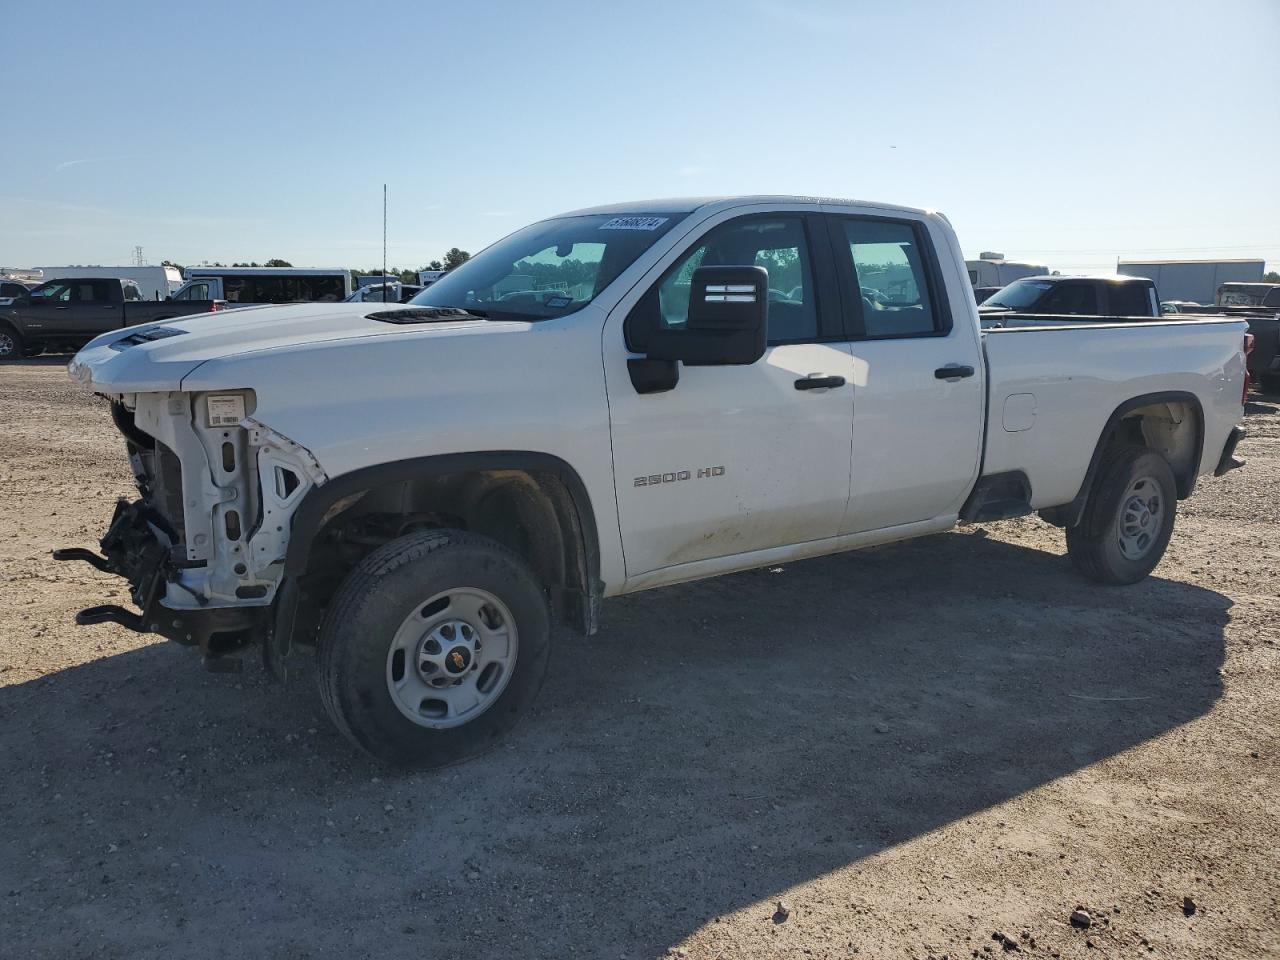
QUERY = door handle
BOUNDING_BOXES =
[55,306,69,310]
[794,375,846,391]
[934,364,975,380]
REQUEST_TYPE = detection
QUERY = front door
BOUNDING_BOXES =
[604,210,855,578]
[824,211,985,533]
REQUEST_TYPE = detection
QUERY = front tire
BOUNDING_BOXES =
[0,324,24,360]
[317,529,551,766]
[1066,444,1176,585]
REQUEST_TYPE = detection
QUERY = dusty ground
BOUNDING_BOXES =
[0,358,1276,960]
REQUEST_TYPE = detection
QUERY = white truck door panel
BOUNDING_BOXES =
[603,209,854,578]
[608,342,855,575]
[841,335,984,532]
[825,211,985,534]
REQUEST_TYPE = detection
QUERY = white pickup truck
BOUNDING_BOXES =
[60,196,1249,765]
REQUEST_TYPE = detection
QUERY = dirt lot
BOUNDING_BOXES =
[0,358,1276,960]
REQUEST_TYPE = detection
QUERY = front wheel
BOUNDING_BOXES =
[317,529,551,766]
[0,325,24,360]
[1066,444,1177,585]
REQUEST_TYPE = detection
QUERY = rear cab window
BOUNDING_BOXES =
[828,215,951,339]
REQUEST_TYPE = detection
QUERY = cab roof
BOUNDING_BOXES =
[556,195,934,219]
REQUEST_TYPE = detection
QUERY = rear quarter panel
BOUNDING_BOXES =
[981,319,1247,507]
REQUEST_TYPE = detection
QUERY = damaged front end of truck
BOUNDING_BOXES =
[55,384,325,676]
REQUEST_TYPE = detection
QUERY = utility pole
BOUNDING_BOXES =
[382,184,389,303]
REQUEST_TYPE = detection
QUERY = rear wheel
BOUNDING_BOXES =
[317,529,551,766]
[1066,444,1176,585]
[0,325,23,360]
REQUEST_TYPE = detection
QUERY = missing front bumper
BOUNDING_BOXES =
[54,498,268,661]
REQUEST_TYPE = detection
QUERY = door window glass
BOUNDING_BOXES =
[842,219,938,337]
[30,283,73,301]
[1108,282,1149,316]
[1040,283,1097,315]
[654,217,817,344]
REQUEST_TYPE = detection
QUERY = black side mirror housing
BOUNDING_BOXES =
[645,265,768,366]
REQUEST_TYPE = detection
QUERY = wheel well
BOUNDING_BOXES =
[1039,393,1203,528]
[1112,400,1200,497]
[283,459,600,648]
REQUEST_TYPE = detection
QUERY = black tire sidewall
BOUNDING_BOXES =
[1075,448,1177,584]
[0,323,22,360]
[319,531,551,767]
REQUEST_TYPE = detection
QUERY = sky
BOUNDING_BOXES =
[2,0,1278,276]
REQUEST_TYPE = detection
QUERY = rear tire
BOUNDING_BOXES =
[317,529,551,767]
[1066,444,1176,585]
[0,324,23,360]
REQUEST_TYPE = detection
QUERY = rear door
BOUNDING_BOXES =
[825,210,985,534]
[65,280,124,335]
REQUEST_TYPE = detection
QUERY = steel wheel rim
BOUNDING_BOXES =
[385,587,518,730]
[0,331,13,357]
[1117,475,1163,560]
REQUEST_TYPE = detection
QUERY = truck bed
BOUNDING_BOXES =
[979,316,1249,510]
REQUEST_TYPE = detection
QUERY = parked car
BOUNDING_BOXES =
[170,267,352,306]
[980,275,1160,319]
[59,195,1248,766]
[345,282,424,304]
[1216,282,1280,309]
[0,278,222,359]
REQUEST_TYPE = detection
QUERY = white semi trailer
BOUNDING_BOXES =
[1117,259,1264,306]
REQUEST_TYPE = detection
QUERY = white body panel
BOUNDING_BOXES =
[65,196,1247,613]
[981,318,1248,507]
[33,265,182,301]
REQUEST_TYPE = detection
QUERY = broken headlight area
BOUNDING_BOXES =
[54,391,325,667]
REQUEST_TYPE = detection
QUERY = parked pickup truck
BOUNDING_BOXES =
[980,274,1160,319]
[58,196,1249,766]
[0,277,222,359]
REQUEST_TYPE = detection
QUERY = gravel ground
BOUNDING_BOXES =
[1,358,1277,960]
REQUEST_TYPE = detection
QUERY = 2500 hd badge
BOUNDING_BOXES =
[634,466,726,487]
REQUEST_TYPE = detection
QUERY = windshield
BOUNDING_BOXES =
[983,278,1053,310]
[408,213,685,320]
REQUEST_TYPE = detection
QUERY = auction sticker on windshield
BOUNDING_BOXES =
[599,216,668,231]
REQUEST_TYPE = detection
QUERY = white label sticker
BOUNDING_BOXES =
[599,216,668,231]
[207,394,246,427]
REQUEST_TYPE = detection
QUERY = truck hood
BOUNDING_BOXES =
[68,302,507,393]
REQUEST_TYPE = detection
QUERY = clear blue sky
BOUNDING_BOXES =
[3,0,1277,275]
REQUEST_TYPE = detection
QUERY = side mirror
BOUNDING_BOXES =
[645,265,768,366]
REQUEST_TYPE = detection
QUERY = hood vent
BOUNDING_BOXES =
[366,307,487,325]
[109,326,187,350]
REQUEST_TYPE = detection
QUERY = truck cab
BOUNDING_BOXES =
[980,275,1160,318]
